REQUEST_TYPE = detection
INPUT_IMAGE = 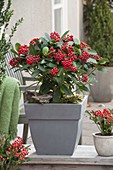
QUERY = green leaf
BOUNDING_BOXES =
[56,40,63,48]
[74,38,80,45]
[42,46,49,55]
[78,49,82,55]
[44,33,51,41]
[54,77,63,85]
[57,67,64,77]
[73,62,77,67]
[52,87,61,102]
[97,67,108,73]
[11,49,18,55]
[40,81,53,94]
[40,59,46,64]
[45,58,53,62]
[88,76,96,83]
[78,84,89,92]
[84,64,88,69]
[46,63,56,68]
[74,47,82,55]
[29,44,37,55]
[87,58,97,64]
[86,49,97,55]
[31,69,40,78]
[35,44,40,51]
[61,84,72,95]
[40,37,48,45]
[23,65,30,69]
[15,65,30,71]
[15,43,21,51]
[98,58,109,64]
[68,41,73,46]
[61,30,69,38]
[69,75,77,84]
[38,64,46,72]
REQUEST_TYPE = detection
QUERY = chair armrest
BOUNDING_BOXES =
[23,76,36,81]
[19,84,39,92]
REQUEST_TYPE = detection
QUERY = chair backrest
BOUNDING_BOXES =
[5,52,24,85]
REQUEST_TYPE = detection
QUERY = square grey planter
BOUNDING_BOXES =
[24,95,88,155]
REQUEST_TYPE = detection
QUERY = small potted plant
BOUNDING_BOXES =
[0,134,30,170]
[86,108,113,156]
[9,31,107,155]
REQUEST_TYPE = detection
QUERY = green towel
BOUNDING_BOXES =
[0,76,20,139]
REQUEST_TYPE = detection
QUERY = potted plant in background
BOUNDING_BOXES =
[86,108,113,156]
[9,30,107,155]
[84,0,113,102]
[0,0,23,84]
[0,134,30,170]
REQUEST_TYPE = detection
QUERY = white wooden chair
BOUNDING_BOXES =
[5,52,31,143]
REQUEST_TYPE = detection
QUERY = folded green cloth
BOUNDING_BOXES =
[0,76,20,139]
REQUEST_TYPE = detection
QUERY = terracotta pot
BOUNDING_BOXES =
[93,132,113,156]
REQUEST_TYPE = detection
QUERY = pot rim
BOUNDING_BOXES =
[93,132,113,138]
[25,95,88,106]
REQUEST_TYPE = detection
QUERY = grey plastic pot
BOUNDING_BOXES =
[24,95,88,155]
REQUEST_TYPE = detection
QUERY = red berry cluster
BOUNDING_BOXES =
[91,54,101,60]
[0,155,4,161]
[61,58,72,69]
[18,45,29,55]
[70,66,77,72]
[50,67,59,76]
[30,38,40,45]
[7,136,29,161]
[68,46,77,61]
[80,41,87,49]
[62,34,73,41]
[88,109,113,125]
[50,31,61,42]
[79,50,90,63]
[61,58,77,72]
[26,55,40,65]
[0,136,29,166]
[61,42,68,52]
[9,57,20,67]
[82,74,88,82]
[54,49,66,61]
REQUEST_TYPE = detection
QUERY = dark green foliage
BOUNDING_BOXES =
[0,0,23,83]
[84,0,113,66]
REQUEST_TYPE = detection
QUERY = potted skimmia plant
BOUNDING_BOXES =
[9,31,107,155]
[86,108,113,156]
[0,134,30,170]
